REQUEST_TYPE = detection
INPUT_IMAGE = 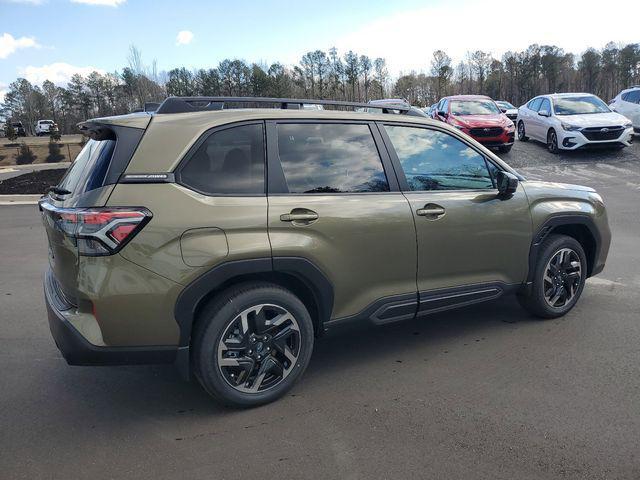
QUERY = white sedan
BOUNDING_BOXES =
[610,87,640,133]
[516,93,634,153]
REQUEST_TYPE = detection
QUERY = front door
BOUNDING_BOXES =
[380,123,532,315]
[266,121,418,323]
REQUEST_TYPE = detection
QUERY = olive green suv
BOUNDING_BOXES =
[41,97,611,407]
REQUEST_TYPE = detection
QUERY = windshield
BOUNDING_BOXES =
[496,101,515,109]
[450,100,500,115]
[554,96,610,115]
[40,120,54,125]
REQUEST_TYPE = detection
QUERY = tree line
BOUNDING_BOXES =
[2,42,639,135]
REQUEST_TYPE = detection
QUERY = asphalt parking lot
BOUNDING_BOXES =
[1,138,639,480]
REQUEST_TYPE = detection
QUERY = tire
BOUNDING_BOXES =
[547,129,559,154]
[499,144,513,153]
[517,121,528,141]
[518,234,587,319]
[192,282,314,408]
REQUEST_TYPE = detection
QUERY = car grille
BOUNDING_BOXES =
[469,127,504,137]
[581,126,625,141]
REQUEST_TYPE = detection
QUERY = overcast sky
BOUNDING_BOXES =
[1,0,639,99]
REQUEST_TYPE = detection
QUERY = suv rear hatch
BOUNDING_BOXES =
[40,114,151,303]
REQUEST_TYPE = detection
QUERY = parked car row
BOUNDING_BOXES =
[420,88,638,154]
[0,119,59,138]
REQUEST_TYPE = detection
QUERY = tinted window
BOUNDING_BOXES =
[58,139,116,195]
[528,98,543,111]
[384,125,494,191]
[277,123,389,194]
[180,123,265,195]
[625,90,640,103]
[539,98,551,113]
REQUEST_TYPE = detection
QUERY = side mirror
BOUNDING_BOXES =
[538,109,550,117]
[496,171,518,196]
[437,110,447,117]
[500,108,507,113]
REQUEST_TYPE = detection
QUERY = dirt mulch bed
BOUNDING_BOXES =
[0,169,67,195]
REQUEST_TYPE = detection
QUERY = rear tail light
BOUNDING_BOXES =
[40,202,151,256]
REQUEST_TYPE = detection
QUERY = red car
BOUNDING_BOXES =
[432,95,515,153]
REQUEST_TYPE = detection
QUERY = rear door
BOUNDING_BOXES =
[380,123,531,314]
[266,120,418,323]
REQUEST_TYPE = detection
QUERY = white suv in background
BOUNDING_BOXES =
[516,93,634,153]
[34,119,57,136]
[610,86,640,134]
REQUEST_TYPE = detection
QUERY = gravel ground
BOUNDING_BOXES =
[0,139,639,480]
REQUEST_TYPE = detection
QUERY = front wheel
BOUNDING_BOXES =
[517,121,528,141]
[193,282,314,407]
[547,129,559,154]
[518,234,587,319]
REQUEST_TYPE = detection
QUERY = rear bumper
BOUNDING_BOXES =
[44,270,178,367]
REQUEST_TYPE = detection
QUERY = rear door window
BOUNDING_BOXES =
[275,123,389,193]
[178,123,265,195]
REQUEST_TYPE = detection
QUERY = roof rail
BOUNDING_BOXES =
[155,96,419,116]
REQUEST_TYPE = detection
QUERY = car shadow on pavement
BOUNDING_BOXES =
[39,296,539,419]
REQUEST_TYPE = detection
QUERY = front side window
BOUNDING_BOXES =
[624,90,640,104]
[539,98,551,113]
[528,98,543,112]
[384,125,494,191]
[276,123,389,194]
[553,96,610,115]
[179,123,265,195]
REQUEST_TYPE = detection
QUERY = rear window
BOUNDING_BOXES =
[58,139,116,195]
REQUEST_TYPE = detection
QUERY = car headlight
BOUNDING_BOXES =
[506,123,515,131]
[624,121,633,129]
[561,122,581,131]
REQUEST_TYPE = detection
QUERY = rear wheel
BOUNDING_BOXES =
[547,129,559,154]
[517,121,528,141]
[193,282,314,407]
[518,234,587,318]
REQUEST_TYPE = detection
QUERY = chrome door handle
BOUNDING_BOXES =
[416,205,446,218]
[280,211,319,222]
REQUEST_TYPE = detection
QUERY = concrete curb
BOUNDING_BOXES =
[0,195,41,206]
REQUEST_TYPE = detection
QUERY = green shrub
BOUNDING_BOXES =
[46,142,65,163]
[15,143,36,165]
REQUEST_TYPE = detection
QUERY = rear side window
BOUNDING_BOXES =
[179,123,265,195]
[58,139,116,195]
[276,123,389,194]
[384,125,494,191]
